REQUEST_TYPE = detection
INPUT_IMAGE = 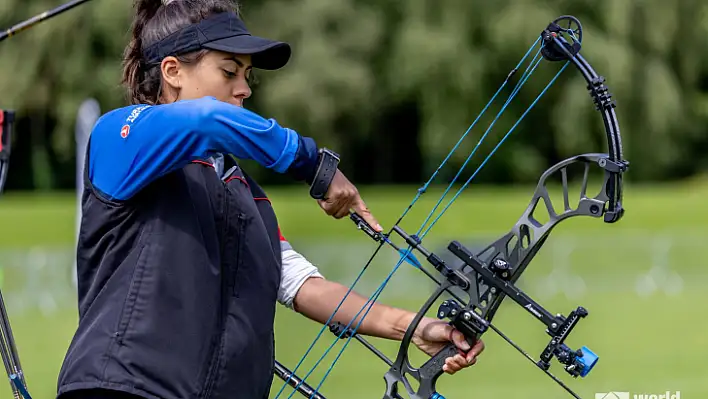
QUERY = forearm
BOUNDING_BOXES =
[89,97,319,200]
[293,277,414,341]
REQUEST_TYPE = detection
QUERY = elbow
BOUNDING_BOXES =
[191,97,222,130]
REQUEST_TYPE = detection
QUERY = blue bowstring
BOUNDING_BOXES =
[420,61,571,239]
[303,57,569,399]
[387,34,545,225]
[415,44,545,238]
[272,35,543,399]
[272,243,385,399]
[416,34,581,239]
[304,259,409,398]
[285,257,406,399]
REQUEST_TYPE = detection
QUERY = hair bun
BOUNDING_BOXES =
[135,0,163,19]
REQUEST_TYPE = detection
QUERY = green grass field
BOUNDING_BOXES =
[0,180,706,399]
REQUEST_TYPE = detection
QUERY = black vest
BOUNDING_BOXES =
[57,152,282,399]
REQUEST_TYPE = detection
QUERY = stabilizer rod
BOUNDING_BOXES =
[0,0,95,43]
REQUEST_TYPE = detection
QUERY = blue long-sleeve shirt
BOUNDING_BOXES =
[88,96,318,200]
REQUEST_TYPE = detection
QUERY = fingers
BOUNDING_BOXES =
[443,327,485,374]
[442,353,475,374]
[466,338,485,363]
[351,197,382,232]
[317,185,351,220]
[449,329,471,352]
[317,194,350,219]
[317,169,382,231]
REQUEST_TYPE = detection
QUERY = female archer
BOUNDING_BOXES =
[56,1,484,398]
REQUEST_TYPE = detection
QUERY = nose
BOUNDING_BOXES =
[233,78,252,105]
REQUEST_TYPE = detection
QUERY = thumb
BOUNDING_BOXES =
[448,327,471,352]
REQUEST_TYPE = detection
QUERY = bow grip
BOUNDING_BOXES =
[416,343,461,398]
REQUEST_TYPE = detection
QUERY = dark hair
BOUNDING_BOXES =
[122,0,241,105]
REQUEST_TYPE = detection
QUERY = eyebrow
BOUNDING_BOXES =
[224,56,252,69]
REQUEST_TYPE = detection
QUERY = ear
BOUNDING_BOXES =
[160,56,182,90]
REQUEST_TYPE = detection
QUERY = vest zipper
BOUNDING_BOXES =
[199,192,231,399]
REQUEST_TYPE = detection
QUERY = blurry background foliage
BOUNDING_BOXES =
[0,0,707,190]
[2,1,708,398]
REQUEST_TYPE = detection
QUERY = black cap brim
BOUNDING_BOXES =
[203,35,292,70]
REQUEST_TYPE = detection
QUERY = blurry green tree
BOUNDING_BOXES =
[0,0,706,190]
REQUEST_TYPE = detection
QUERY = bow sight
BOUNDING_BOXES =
[277,14,629,399]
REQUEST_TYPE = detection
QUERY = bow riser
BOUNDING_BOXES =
[382,279,489,399]
[469,153,627,323]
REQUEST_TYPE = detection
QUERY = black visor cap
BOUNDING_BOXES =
[142,12,291,70]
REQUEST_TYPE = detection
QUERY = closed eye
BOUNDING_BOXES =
[223,69,237,78]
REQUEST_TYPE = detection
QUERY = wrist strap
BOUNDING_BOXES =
[309,148,340,200]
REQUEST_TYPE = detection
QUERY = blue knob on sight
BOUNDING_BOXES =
[430,393,446,399]
[576,346,598,377]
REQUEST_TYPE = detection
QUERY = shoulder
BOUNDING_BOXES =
[91,104,154,140]
[93,97,232,135]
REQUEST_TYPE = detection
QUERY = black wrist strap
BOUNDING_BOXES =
[309,148,340,200]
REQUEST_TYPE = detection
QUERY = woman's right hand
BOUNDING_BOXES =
[317,169,382,232]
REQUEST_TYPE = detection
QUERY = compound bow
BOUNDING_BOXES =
[274,15,628,399]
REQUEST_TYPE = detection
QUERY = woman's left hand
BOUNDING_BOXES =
[411,317,485,375]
